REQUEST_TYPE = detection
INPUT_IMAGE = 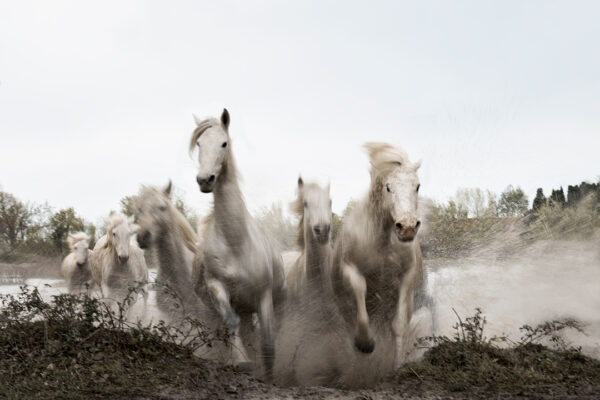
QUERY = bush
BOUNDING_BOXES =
[398,309,599,395]
[0,285,229,399]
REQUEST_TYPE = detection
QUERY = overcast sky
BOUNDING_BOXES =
[1,1,599,223]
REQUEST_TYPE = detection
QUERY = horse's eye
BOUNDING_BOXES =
[386,184,391,193]
[416,184,421,192]
[112,232,116,237]
[222,142,227,148]
[303,201,308,208]
[159,206,167,212]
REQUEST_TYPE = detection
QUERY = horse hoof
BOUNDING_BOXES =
[236,361,253,374]
[355,336,375,353]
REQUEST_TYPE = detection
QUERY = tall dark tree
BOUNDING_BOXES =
[532,188,546,212]
[550,187,566,207]
[567,185,581,206]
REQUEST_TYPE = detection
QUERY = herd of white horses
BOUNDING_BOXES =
[60,109,433,388]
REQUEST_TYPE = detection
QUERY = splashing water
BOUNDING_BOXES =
[429,240,600,358]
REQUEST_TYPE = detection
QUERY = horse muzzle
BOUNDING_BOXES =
[313,224,331,245]
[197,175,216,193]
[395,221,420,242]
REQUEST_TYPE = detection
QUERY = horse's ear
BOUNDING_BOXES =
[298,176,304,188]
[193,114,203,126]
[413,160,422,170]
[164,180,172,197]
[221,108,230,130]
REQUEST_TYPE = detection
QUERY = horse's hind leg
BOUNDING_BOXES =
[206,279,249,366]
[342,262,374,353]
[258,288,275,381]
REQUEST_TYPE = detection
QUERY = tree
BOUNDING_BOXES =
[532,188,546,212]
[497,185,528,217]
[454,188,497,218]
[0,190,43,254]
[48,208,84,253]
[86,223,97,249]
[120,195,138,217]
[550,187,566,207]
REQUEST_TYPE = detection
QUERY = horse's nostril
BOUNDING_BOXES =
[196,176,203,185]
[208,175,215,183]
[416,221,421,228]
[396,222,403,230]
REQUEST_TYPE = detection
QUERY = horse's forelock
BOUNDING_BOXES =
[364,142,410,172]
[188,118,220,155]
[68,232,90,252]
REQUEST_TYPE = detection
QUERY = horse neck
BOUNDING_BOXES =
[155,220,188,281]
[213,153,250,245]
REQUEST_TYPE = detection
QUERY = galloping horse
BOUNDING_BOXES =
[61,232,93,294]
[189,109,285,379]
[283,177,333,297]
[135,181,201,314]
[331,142,426,378]
[90,214,148,313]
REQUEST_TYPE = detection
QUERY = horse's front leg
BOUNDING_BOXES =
[393,265,417,360]
[257,288,274,380]
[342,262,374,353]
[206,278,249,367]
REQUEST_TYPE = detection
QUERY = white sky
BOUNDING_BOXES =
[1,1,599,223]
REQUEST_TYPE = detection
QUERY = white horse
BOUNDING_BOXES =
[135,181,200,313]
[90,214,148,312]
[282,178,333,297]
[275,178,340,386]
[329,142,428,384]
[189,109,285,379]
[61,232,93,294]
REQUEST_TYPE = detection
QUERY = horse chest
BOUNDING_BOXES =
[107,263,136,288]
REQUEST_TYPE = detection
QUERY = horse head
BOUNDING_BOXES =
[365,142,422,242]
[190,108,231,193]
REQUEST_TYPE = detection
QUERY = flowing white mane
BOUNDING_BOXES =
[363,142,417,174]
[67,232,90,252]
[106,214,129,232]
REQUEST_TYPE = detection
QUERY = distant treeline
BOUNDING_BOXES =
[532,181,600,211]
[1,180,598,263]
[424,181,600,259]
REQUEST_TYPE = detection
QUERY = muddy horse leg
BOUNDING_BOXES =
[342,262,374,353]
